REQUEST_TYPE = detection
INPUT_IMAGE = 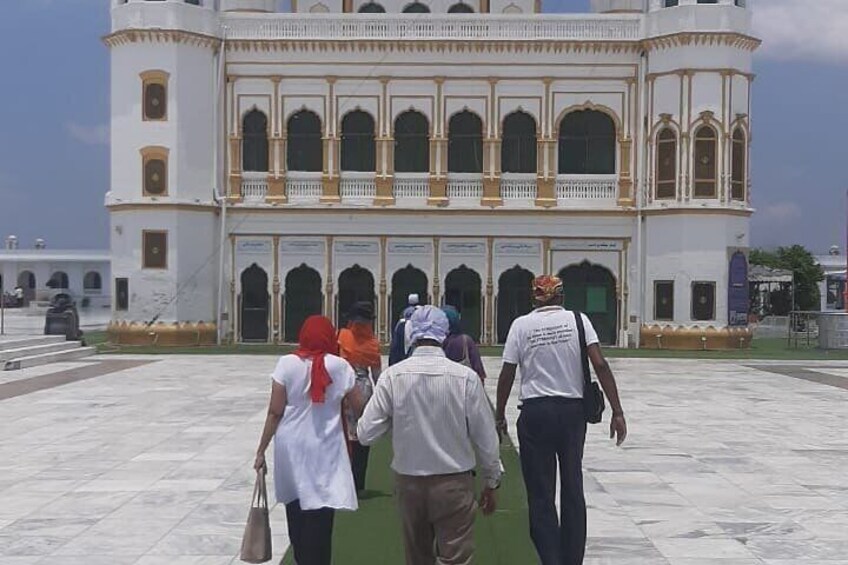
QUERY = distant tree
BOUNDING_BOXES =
[750,245,824,311]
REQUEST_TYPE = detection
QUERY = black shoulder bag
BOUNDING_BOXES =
[574,311,605,424]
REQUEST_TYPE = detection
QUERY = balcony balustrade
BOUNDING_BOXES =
[393,174,430,201]
[286,171,322,204]
[340,173,377,204]
[556,175,618,205]
[220,13,643,42]
[241,172,269,202]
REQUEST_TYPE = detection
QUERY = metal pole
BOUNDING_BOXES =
[215,31,228,346]
[1,276,5,335]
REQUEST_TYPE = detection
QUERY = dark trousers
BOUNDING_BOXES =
[351,441,370,491]
[285,499,335,565]
[517,397,587,565]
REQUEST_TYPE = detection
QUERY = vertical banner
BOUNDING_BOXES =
[728,251,749,327]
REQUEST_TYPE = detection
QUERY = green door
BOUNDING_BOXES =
[391,265,429,328]
[559,262,617,345]
[444,266,482,342]
[284,265,323,343]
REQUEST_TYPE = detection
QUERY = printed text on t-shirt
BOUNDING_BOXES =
[527,324,574,349]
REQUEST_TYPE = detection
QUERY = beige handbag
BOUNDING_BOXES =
[240,468,272,563]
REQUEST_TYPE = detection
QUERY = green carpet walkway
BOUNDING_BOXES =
[282,437,537,564]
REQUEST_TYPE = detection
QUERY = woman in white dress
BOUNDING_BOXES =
[254,315,365,565]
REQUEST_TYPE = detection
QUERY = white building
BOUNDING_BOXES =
[0,236,111,309]
[105,0,757,349]
[817,247,846,312]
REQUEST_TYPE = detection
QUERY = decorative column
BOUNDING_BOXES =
[482,78,503,208]
[484,237,495,345]
[229,236,237,343]
[618,137,634,206]
[429,78,448,207]
[321,77,341,203]
[535,77,556,207]
[226,76,242,202]
[272,236,281,343]
[542,237,551,275]
[379,236,388,341]
[325,236,335,322]
[375,77,395,206]
[432,237,441,305]
[268,76,287,203]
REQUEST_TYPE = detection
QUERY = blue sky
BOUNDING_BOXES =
[0,0,845,253]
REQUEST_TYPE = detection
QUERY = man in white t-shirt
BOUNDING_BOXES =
[495,275,627,565]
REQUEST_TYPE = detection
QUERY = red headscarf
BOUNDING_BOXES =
[294,316,338,403]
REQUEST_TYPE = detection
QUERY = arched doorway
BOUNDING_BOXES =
[284,265,323,343]
[558,261,617,345]
[337,265,375,328]
[497,266,534,343]
[17,271,35,303]
[391,265,429,328]
[240,264,269,342]
[444,266,482,342]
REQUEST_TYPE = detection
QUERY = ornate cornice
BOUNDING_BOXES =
[643,32,761,53]
[225,39,643,54]
[103,29,221,50]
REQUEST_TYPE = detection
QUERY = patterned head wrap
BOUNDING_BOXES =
[532,275,564,304]
[409,305,450,345]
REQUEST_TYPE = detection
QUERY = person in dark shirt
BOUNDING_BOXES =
[440,305,487,382]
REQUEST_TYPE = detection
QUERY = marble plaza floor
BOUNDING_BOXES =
[1,355,847,564]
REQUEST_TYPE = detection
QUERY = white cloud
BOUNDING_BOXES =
[753,0,848,62]
[65,122,110,146]
[760,201,802,223]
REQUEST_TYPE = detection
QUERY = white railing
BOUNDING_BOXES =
[393,174,430,200]
[501,174,537,201]
[447,175,483,202]
[286,171,322,203]
[222,14,643,42]
[340,173,376,203]
[241,172,268,202]
[556,175,618,203]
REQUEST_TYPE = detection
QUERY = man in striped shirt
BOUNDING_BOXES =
[358,305,501,565]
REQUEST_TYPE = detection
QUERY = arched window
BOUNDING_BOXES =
[141,70,168,121]
[655,128,677,199]
[731,127,747,201]
[287,110,323,172]
[501,111,537,174]
[47,272,69,290]
[394,111,430,173]
[448,111,483,173]
[242,109,269,172]
[84,272,102,292]
[448,2,474,12]
[341,111,376,172]
[141,146,169,196]
[693,125,718,198]
[358,2,386,12]
[403,1,430,12]
[664,0,679,6]
[558,110,616,175]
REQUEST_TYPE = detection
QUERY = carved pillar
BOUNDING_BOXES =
[484,237,495,345]
[428,137,448,206]
[432,237,441,306]
[482,138,502,207]
[272,236,281,343]
[322,77,340,204]
[229,135,242,200]
[379,236,388,341]
[618,137,634,206]
[325,236,334,322]
[535,138,556,207]
[375,138,395,206]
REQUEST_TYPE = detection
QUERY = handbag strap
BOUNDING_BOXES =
[252,468,269,510]
[573,311,592,390]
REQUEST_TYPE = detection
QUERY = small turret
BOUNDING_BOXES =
[591,0,645,13]
[220,0,277,11]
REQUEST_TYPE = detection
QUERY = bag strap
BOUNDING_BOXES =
[573,311,592,389]
[252,468,269,510]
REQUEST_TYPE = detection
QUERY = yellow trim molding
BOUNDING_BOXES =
[108,321,218,347]
[640,324,753,351]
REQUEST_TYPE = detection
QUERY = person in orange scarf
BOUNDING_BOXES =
[338,301,382,492]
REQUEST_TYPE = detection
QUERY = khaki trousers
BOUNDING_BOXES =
[395,472,476,565]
